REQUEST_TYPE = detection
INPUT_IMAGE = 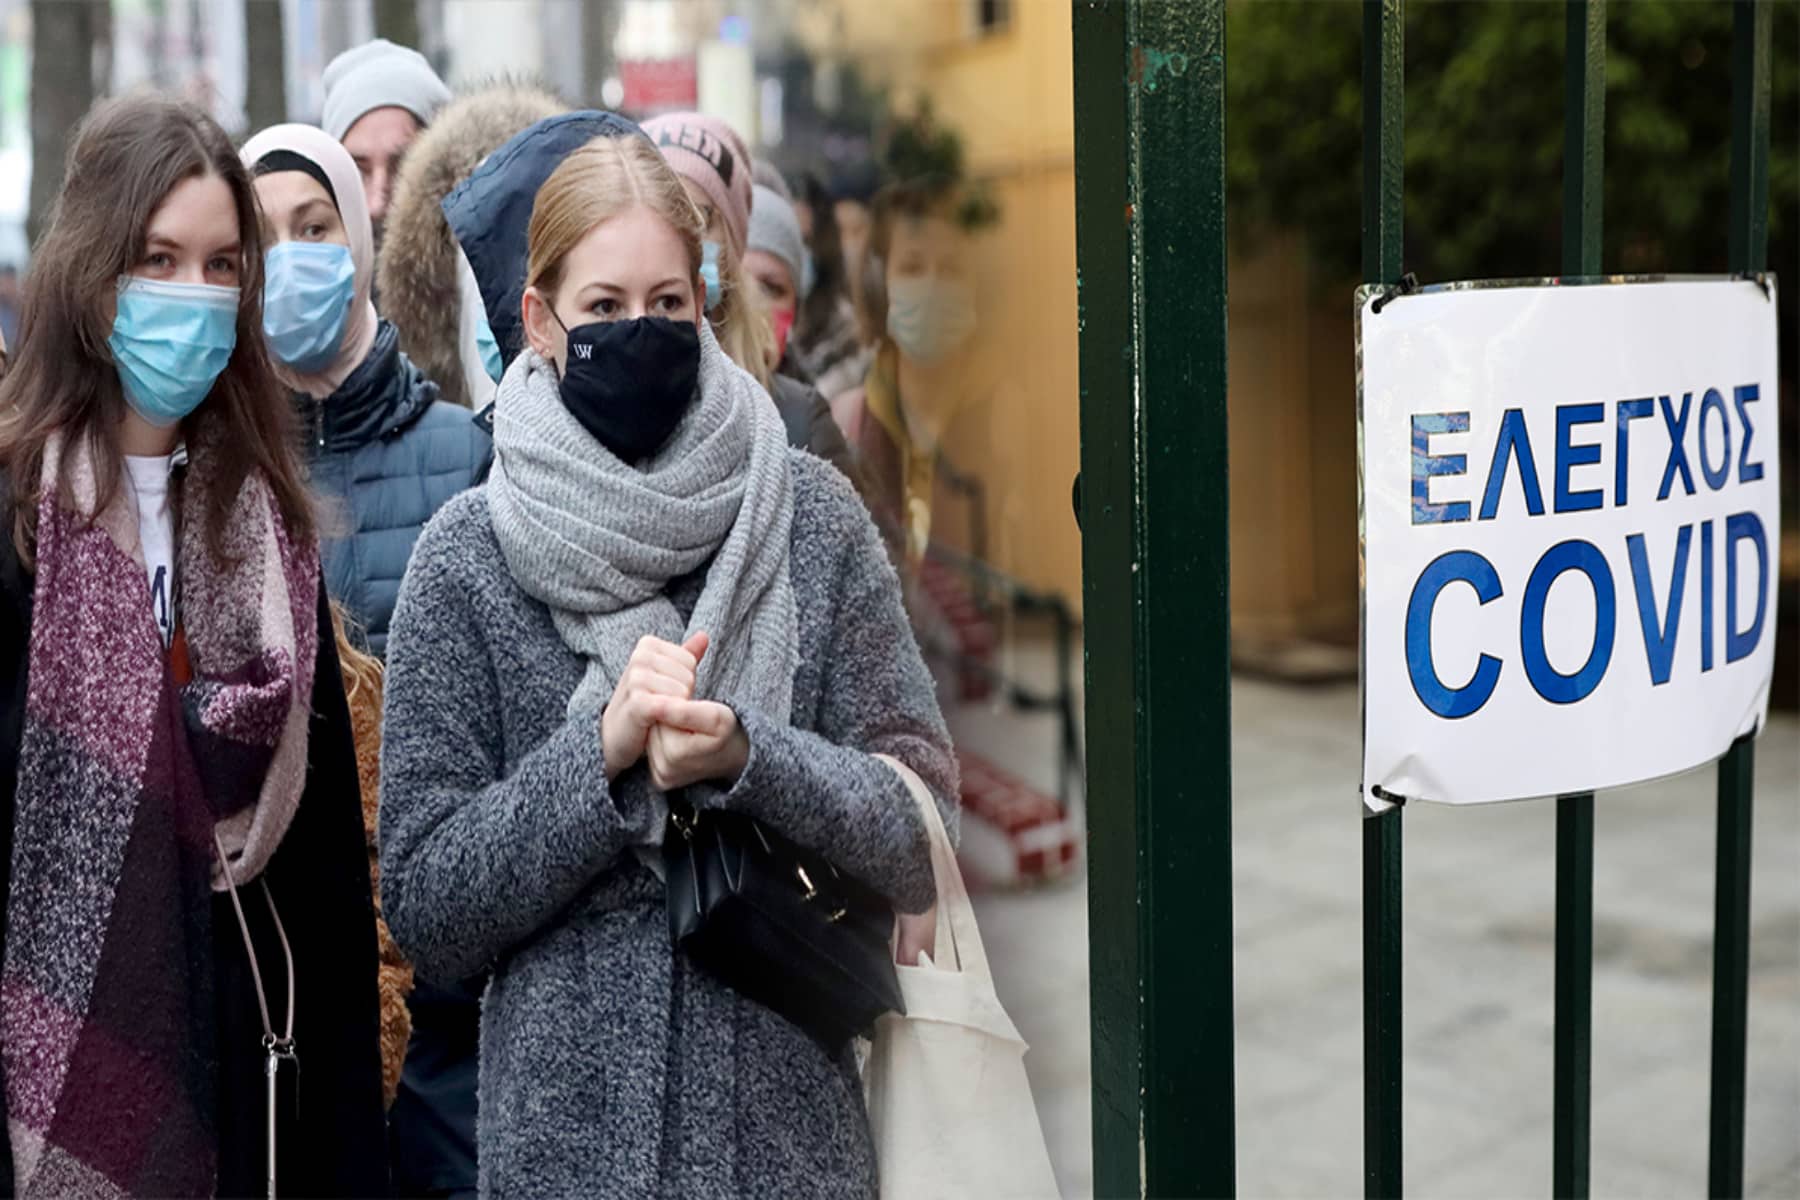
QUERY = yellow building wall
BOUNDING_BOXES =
[800,0,1084,604]
[1227,234,1360,650]
[801,1,1361,648]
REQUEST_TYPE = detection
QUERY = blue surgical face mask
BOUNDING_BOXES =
[886,276,977,365]
[473,304,503,382]
[108,277,239,427]
[700,240,723,310]
[262,241,356,373]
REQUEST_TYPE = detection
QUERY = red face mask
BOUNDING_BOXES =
[772,306,796,363]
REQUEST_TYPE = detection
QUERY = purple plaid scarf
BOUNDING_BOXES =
[3,424,318,1197]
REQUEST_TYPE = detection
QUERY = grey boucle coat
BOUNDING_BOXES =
[378,451,957,1199]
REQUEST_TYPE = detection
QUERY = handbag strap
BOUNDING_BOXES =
[213,830,297,1050]
[874,753,991,988]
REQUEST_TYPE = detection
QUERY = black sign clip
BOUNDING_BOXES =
[1370,272,1420,315]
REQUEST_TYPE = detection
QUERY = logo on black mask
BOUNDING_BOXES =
[553,315,701,465]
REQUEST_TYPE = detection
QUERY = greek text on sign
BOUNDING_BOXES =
[1359,277,1780,809]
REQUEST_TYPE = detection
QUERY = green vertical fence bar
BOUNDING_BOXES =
[1551,791,1595,1200]
[1361,2,1403,1198]
[1709,6,1770,1195]
[1553,5,1604,1197]
[1072,1,1236,1196]
[1710,734,1757,1198]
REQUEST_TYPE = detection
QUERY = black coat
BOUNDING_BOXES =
[0,491,390,1198]
[770,370,866,495]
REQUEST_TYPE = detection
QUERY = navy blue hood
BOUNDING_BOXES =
[441,110,645,372]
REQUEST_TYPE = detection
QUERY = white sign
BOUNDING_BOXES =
[1359,277,1780,808]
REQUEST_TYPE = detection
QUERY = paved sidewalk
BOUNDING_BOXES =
[969,676,1799,1199]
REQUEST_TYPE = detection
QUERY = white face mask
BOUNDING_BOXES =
[886,277,977,365]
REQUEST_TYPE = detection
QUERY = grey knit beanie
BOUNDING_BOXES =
[321,39,451,140]
[752,159,793,204]
[748,183,806,298]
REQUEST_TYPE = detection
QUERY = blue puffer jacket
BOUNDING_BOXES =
[297,320,489,658]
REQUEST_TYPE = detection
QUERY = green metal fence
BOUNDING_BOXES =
[1073,1,1235,1195]
[1357,4,1773,1197]
[1071,1,1776,1196]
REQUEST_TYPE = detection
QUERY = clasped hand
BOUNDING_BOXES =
[599,631,750,791]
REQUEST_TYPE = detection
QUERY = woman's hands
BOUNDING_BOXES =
[645,704,749,792]
[601,632,706,779]
[599,631,749,789]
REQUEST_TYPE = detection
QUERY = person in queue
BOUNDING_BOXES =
[831,176,987,569]
[374,81,571,1199]
[830,165,881,341]
[791,172,870,401]
[378,132,957,1196]
[746,182,805,374]
[378,82,567,410]
[0,94,386,1195]
[640,113,776,383]
[243,124,488,658]
[640,113,858,483]
[744,180,864,490]
[322,38,452,248]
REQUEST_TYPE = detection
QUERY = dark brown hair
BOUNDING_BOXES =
[0,93,313,564]
[870,174,962,263]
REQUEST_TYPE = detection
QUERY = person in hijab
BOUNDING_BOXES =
[243,124,489,659]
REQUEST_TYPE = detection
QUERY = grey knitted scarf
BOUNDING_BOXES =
[487,323,798,731]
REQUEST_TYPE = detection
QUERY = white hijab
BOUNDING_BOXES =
[241,123,380,399]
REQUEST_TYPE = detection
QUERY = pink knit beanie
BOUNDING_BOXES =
[643,112,753,259]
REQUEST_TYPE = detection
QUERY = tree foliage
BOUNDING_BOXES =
[1226,0,1798,287]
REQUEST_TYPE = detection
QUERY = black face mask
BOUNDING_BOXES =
[553,315,701,464]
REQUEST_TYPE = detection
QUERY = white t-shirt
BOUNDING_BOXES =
[123,453,177,649]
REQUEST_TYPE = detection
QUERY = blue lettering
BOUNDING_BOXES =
[1699,388,1731,491]
[1479,409,1546,520]
[1554,402,1605,512]
[1627,527,1691,686]
[1405,550,1504,719]
[1657,393,1695,500]
[1615,398,1654,507]
[1520,540,1616,704]
[1701,519,1715,672]
[1411,412,1471,524]
[1734,384,1764,483]
[1725,512,1769,664]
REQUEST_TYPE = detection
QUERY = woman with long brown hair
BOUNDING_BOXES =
[0,94,387,1196]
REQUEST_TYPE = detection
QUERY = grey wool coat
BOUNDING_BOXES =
[378,451,958,1199]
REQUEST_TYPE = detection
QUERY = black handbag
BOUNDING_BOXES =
[665,802,903,1052]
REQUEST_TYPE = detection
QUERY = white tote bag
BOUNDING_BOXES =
[864,754,1062,1200]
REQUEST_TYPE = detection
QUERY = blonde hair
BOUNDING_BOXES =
[330,601,384,708]
[528,134,776,389]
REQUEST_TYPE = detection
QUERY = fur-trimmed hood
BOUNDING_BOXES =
[375,81,566,408]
